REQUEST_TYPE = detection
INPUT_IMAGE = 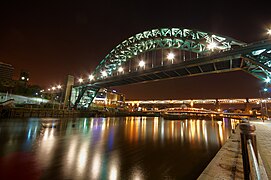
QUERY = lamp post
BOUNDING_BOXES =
[57,85,63,110]
[259,90,264,120]
[51,86,56,109]
[259,88,269,121]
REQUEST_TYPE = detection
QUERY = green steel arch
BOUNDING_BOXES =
[92,27,245,79]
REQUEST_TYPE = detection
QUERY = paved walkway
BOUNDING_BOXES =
[250,120,271,179]
[198,128,244,179]
[198,120,270,180]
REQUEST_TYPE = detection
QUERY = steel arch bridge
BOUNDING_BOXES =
[70,27,271,108]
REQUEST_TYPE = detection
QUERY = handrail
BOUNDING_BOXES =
[247,139,261,180]
[239,122,261,180]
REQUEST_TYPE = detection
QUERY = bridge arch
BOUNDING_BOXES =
[71,28,271,109]
[92,27,245,80]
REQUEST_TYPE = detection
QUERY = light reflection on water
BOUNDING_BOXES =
[0,117,239,179]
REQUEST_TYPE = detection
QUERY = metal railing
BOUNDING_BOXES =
[247,139,261,179]
[239,122,261,180]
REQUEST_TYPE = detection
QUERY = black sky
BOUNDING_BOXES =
[0,0,271,99]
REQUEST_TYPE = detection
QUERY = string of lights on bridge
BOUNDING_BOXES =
[78,46,224,84]
[75,28,271,85]
[78,51,178,84]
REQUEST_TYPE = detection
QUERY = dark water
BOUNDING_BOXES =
[0,117,238,180]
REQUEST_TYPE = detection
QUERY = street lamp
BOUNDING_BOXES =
[78,78,83,83]
[139,60,145,69]
[167,52,175,64]
[89,74,94,81]
[265,77,271,83]
[207,42,218,51]
[259,88,269,121]
[118,67,124,73]
[50,86,56,109]
[101,70,107,77]
[57,85,63,110]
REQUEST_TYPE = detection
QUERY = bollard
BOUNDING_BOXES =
[239,123,257,180]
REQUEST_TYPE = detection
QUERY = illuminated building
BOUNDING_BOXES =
[0,62,14,81]
[92,88,125,108]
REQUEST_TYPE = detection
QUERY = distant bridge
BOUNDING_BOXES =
[125,98,269,105]
[70,27,271,108]
[160,107,254,119]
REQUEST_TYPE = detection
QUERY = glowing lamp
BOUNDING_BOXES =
[139,60,145,67]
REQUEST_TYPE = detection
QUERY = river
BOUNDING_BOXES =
[0,117,238,179]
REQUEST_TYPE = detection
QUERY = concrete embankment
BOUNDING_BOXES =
[0,108,95,118]
[0,107,160,119]
[198,124,268,179]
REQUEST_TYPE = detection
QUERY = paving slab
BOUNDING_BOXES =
[198,127,244,179]
[198,122,269,180]
[250,120,271,179]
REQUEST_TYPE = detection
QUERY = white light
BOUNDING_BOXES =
[207,42,217,50]
[118,67,124,72]
[102,71,107,77]
[89,75,94,81]
[252,49,266,56]
[267,29,271,36]
[52,87,56,90]
[57,85,61,89]
[265,77,271,83]
[139,60,145,67]
[167,52,175,60]
[78,78,83,83]
[21,77,25,80]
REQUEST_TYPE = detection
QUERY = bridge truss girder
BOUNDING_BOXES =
[241,46,271,82]
[72,27,271,109]
[92,28,245,81]
[72,85,100,109]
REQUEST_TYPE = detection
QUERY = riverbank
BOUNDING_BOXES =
[0,107,161,119]
[198,123,268,179]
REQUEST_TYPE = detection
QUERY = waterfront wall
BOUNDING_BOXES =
[0,108,94,119]
[0,108,160,119]
[0,92,49,105]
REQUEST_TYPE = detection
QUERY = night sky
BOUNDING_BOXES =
[1,0,271,100]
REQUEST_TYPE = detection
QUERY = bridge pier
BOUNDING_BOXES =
[244,98,252,114]
[215,99,220,111]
